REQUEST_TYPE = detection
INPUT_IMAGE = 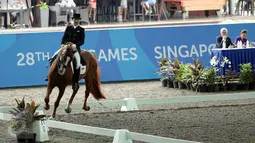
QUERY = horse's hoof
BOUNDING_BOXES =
[65,108,72,114]
[44,104,50,110]
[52,114,56,119]
[83,106,90,111]
[48,116,54,120]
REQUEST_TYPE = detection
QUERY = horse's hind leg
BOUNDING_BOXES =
[52,86,66,118]
[44,84,54,110]
[83,84,90,111]
[65,85,80,114]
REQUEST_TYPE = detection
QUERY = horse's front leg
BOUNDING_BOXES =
[65,85,80,114]
[44,84,54,110]
[52,86,66,118]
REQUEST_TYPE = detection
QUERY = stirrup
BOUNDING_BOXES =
[72,83,79,90]
[45,76,48,81]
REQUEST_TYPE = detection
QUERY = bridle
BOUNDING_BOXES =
[56,44,74,76]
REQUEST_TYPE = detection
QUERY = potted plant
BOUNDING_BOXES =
[170,58,181,89]
[167,74,175,88]
[238,63,253,90]
[35,2,49,27]
[217,56,232,91]
[8,97,45,143]
[225,69,238,91]
[182,64,192,90]
[188,59,204,92]
[160,77,168,87]
[203,67,217,92]
[215,76,225,91]
[165,59,175,88]
[176,63,186,89]
[249,70,255,90]
[156,58,169,87]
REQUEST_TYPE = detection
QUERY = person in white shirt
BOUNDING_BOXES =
[55,0,76,22]
[216,28,234,49]
[0,14,5,28]
[141,0,156,15]
[117,0,128,22]
[8,0,27,26]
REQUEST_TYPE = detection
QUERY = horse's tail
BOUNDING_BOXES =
[86,53,106,100]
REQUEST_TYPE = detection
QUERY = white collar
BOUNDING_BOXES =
[73,25,79,29]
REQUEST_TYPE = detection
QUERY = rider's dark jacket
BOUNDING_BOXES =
[61,24,85,53]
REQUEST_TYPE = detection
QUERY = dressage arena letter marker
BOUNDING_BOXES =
[113,130,133,143]
[32,110,49,142]
[121,98,138,111]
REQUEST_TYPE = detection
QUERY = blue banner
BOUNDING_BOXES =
[1,23,255,88]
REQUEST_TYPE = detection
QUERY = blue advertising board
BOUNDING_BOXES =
[1,23,255,88]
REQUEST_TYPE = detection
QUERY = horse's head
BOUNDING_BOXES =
[57,42,74,75]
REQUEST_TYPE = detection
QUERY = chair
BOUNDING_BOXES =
[15,0,33,27]
[22,8,33,27]
[165,0,182,18]
[97,0,113,22]
[15,8,33,28]
[76,5,90,25]
[235,0,253,16]
[141,0,161,21]
[129,0,146,22]
[148,3,159,21]
[49,6,68,26]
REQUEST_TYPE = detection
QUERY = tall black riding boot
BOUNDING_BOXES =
[72,68,80,90]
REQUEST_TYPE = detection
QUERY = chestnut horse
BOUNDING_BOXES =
[44,42,105,118]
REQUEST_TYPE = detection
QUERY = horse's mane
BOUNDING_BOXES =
[56,43,73,59]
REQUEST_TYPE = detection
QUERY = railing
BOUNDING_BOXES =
[1,92,254,143]
[0,112,199,143]
[0,92,255,114]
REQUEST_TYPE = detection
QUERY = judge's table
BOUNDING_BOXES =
[211,47,255,76]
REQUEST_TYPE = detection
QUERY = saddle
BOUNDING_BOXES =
[80,55,86,66]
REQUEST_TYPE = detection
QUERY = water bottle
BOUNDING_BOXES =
[240,41,244,48]
[246,40,250,48]
[238,41,241,48]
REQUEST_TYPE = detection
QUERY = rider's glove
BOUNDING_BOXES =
[72,44,77,51]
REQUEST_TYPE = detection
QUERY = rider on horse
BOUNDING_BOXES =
[45,13,86,90]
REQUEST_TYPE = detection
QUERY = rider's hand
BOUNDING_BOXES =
[72,44,77,51]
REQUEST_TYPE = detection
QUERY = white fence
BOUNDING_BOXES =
[1,92,255,143]
[0,112,198,143]
[0,92,255,114]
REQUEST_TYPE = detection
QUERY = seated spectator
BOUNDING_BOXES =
[0,14,5,29]
[117,0,127,22]
[235,29,248,47]
[8,0,27,26]
[55,0,76,22]
[141,0,156,15]
[89,0,97,24]
[216,28,234,48]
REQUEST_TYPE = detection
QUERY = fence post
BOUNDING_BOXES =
[113,129,133,143]
[32,110,49,142]
[121,98,138,111]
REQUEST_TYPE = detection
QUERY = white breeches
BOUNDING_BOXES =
[74,51,80,69]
